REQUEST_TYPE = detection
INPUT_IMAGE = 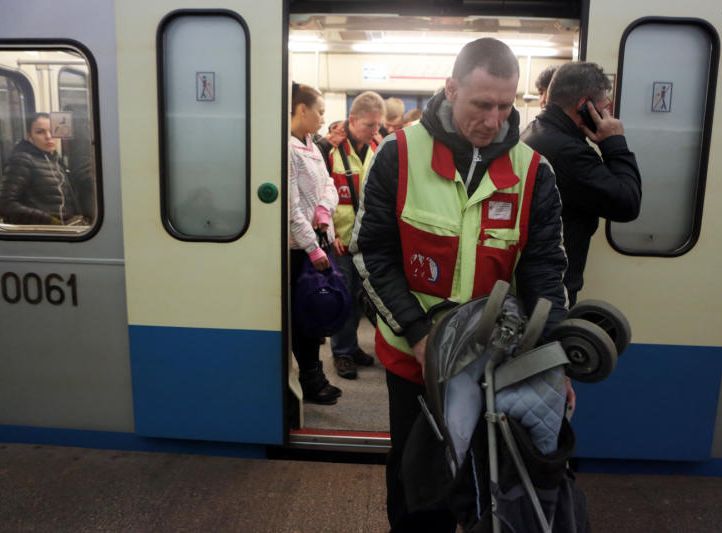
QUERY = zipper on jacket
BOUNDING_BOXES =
[465,147,482,190]
[45,154,66,224]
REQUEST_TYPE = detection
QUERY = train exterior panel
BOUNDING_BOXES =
[0,0,721,472]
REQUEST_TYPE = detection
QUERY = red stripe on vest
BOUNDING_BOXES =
[488,153,520,189]
[518,151,541,250]
[396,129,409,217]
[432,139,456,181]
[375,327,423,385]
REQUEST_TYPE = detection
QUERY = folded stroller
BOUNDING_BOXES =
[401,280,629,533]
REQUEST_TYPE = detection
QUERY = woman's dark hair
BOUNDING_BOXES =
[291,83,321,116]
[26,112,51,135]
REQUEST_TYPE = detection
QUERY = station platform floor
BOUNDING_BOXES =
[2,442,722,532]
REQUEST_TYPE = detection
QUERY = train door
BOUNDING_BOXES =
[573,2,722,462]
[286,6,580,450]
[0,1,132,433]
[116,0,286,444]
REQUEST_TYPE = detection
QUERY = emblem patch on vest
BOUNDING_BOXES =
[338,185,351,200]
[488,200,513,221]
[410,253,439,283]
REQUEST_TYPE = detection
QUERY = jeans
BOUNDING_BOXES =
[330,252,362,358]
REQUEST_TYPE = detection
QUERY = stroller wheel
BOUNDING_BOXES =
[568,300,632,356]
[550,318,618,383]
[516,298,551,354]
[477,280,509,346]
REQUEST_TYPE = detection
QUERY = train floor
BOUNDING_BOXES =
[2,443,722,532]
[303,317,388,432]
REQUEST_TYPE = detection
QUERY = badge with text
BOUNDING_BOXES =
[488,200,513,221]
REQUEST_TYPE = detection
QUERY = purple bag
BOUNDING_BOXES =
[293,236,352,337]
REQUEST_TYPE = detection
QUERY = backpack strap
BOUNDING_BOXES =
[338,146,359,213]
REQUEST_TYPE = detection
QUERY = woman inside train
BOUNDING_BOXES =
[0,112,90,226]
[289,82,343,405]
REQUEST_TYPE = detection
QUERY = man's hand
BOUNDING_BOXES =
[564,376,576,420]
[333,237,347,256]
[581,101,624,143]
[412,335,428,377]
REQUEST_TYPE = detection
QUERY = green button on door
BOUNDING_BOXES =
[258,182,279,203]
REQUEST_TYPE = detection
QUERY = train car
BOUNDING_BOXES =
[0,0,720,474]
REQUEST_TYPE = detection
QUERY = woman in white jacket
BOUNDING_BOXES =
[289,83,342,404]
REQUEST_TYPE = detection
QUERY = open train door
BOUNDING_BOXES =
[116,0,287,444]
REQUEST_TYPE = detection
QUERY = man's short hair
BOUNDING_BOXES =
[547,62,611,109]
[452,38,519,82]
[535,66,558,93]
[350,91,385,117]
[384,97,405,122]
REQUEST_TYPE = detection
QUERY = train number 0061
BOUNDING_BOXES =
[1,272,78,306]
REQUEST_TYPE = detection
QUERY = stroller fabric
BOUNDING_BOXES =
[402,294,590,532]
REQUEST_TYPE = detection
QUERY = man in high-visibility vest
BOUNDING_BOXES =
[318,91,385,381]
[350,38,569,532]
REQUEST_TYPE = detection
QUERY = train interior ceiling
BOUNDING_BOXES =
[289,13,580,129]
[288,13,579,435]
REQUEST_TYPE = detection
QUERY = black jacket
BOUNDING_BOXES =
[522,104,641,303]
[0,140,83,224]
[350,92,568,348]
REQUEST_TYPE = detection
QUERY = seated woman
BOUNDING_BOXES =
[0,112,87,225]
[289,83,342,404]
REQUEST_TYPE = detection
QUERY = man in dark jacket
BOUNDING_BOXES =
[349,38,568,532]
[522,62,642,305]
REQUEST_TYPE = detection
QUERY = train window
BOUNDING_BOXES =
[608,19,719,256]
[158,12,250,241]
[0,47,99,239]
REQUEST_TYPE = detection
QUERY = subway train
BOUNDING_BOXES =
[1,0,720,474]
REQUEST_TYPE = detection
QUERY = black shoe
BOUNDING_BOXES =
[352,348,375,367]
[305,383,342,405]
[300,362,342,404]
[334,356,358,379]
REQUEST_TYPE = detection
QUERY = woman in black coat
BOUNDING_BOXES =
[0,112,86,225]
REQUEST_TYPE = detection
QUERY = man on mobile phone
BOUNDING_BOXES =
[522,61,642,305]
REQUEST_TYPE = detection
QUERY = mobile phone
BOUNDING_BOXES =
[578,99,598,133]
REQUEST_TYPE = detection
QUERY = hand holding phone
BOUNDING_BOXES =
[578,99,598,133]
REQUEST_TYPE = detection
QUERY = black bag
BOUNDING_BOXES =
[293,232,352,337]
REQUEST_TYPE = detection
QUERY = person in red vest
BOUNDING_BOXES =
[318,91,385,380]
[349,38,569,532]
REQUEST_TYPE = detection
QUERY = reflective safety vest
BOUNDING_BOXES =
[376,123,541,384]
[329,139,376,246]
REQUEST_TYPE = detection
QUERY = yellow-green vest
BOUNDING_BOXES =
[376,123,541,383]
[329,139,376,246]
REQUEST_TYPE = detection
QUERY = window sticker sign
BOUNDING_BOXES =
[196,72,215,101]
[50,112,73,139]
[651,82,672,113]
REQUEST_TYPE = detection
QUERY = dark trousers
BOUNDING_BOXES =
[386,370,457,533]
[290,249,321,371]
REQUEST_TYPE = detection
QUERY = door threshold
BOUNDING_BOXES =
[288,427,390,453]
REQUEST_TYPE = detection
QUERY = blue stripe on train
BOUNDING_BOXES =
[572,343,722,460]
[129,325,284,445]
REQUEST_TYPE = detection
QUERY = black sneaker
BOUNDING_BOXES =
[305,383,342,405]
[334,356,358,379]
[352,348,375,367]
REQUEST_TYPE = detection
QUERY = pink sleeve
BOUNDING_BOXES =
[314,205,331,226]
[308,247,327,263]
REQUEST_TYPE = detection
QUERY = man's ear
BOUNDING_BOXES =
[575,96,588,112]
[445,78,457,102]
